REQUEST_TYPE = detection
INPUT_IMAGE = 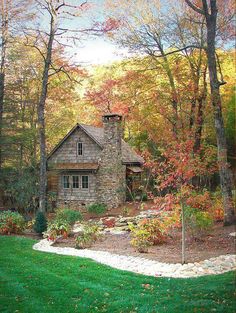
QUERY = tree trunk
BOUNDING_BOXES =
[0,0,8,206]
[38,12,56,213]
[0,72,4,170]
[204,0,235,225]
[193,67,207,152]
[179,185,186,265]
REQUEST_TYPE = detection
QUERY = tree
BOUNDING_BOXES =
[0,0,8,171]
[185,0,235,225]
[147,138,217,263]
[0,0,33,205]
[25,0,91,213]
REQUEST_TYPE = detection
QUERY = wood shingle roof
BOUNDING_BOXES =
[48,123,144,165]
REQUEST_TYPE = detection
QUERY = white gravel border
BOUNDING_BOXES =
[33,239,236,278]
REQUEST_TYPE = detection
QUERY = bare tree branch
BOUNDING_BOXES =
[184,0,205,15]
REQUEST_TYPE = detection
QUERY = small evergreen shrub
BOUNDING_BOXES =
[0,211,25,234]
[33,212,47,234]
[87,203,107,215]
[141,193,148,201]
[55,208,82,225]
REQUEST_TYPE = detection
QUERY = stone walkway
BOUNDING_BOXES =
[33,239,236,278]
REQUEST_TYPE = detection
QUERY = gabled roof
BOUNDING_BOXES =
[47,123,144,165]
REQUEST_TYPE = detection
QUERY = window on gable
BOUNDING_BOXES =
[63,175,70,189]
[77,142,83,156]
[72,175,79,189]
[81,175,89,189]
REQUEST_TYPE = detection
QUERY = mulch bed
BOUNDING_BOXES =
[53,223,236,264]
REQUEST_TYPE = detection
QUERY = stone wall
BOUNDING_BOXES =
[97,115,126,208]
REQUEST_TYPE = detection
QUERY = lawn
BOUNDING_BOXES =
[0,236,235,313]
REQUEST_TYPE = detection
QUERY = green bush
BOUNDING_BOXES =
[44,220,71,241]
[55,208,82,225]
[87,203,107,215]
[2,167,39,213]
[185,207,213,239]
[0,211,25,234]
[76,223,101,249]
[129,223,152,253]
[122,207,131,216]
[33,212,47,235]
[141,193,148,201]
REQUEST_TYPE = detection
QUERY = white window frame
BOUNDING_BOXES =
[72,175,79,189]
[81,175,89,189]
[77,142,83,156]
[62,175,70,189]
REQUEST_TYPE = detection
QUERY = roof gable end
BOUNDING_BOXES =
[47,124,102,160]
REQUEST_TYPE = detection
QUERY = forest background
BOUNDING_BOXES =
[0,0,235,225]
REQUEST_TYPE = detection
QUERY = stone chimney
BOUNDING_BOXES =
[97,114,126,208]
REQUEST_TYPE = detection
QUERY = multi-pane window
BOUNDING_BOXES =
[62,175,89,189]
[77,142,83,156]
[82,175,89,189]
[63,175,70,189]
[72,176,79,188]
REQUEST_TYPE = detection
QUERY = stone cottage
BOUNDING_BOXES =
[47,114,144,208]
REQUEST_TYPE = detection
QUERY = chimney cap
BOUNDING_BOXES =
[102,113,122,122]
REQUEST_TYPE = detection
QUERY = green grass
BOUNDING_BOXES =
[0,236,235,313]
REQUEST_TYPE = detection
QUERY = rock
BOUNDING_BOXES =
[108,229,127,235]
[229,232,236,237]
[33,239,236,278]
[118,217,136,223]
[115,222,128,227]
[72,224,85,233]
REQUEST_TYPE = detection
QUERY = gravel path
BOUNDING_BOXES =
[33,239,236,278]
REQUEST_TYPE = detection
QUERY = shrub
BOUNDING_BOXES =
[0,211,25,234]
[44,220,71,241]
[129,223,152,253]
[26,219,35,231]
[3,167,39,213]
[139,218,169,245]
[210,190,224,222]
[87,203,107,215]
[101,217,116,228]
[122,207,130,216]
[55,208,83,225]
[185,206,213,239]
[185,190,212,211]
[33,212,47,235]
[76,223,101,249]
[141,193,148,201]
[129,212,178,252]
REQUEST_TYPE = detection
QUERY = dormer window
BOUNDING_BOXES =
[77,142,83,156]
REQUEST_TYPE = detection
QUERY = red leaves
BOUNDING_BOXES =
[144,133,217,193]
[103,17,121,32]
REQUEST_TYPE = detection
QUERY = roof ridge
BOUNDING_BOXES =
[79,123,103,130]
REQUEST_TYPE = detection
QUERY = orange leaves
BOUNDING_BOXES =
[144,133,218,192]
